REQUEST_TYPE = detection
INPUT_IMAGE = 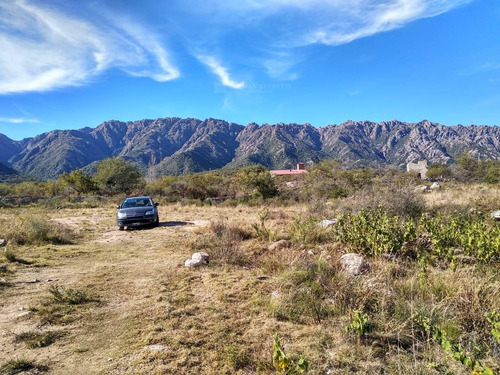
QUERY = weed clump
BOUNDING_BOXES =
[33,285,99,325]
[0,358,49,374]
[190,219,251,266]
[2,215,74,246]
[15,330,65,348]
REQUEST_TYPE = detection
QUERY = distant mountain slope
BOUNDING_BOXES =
[0,117,499,179]
[0,161,19,181]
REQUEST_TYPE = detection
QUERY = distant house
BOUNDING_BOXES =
[406,160,428,179]
[270,162,308,177]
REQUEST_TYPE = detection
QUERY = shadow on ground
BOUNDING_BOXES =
[159,221,194,227]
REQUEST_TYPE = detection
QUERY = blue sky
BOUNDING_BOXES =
[0,0,499,140]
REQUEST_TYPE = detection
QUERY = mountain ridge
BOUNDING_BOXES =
[1,117,499,179]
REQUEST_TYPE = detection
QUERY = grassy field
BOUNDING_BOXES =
[0,185,499,374]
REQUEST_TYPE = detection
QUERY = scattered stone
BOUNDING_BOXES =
[144,345,170,351]
[320,219,338,228]
[256,275,270,280]
[491,210,500,221]
[108,358,113,362]
[381,253,402,263]
[456,255,475,264]
[46,278,59,282]
[0,278,6,283]
[271,290,280,299]
[185,252,210,267]
[419,185,431,193]
[184,258,203,267]
[340,253,370,276]
[192,252,210,264]
[307,250,314,256]
[430,182,441,190]
[17,311,31,318]
[268,240,290,251]
[0,265,7,272]
[19,306,25,311]
[0,239,6,247]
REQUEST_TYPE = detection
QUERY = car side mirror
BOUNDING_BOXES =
[155,203,159,207]
[116,205,121,209]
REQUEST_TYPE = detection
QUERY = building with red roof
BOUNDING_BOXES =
[270,162,308,176]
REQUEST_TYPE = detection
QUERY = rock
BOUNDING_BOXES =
[19,306,25,311]
[256,275,270,280]
[381,253,402,263]
[320,219,338,228]
[108,358,113,362]
[192,252,210,264]
[0,265,7,272]
[184,258,203,267]
[456,255,475,264]
[418,185,431,193]
[491,211,500,221]
[0,239,6,247]
[430,182,441,190]
[340,253,370,276]
[307,249,314,256]
[268,240,290,251]
[271,290,280,299]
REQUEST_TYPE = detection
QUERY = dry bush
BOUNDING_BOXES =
[333,184,425,219]
[190,219,252,266]
[1,215,74,245]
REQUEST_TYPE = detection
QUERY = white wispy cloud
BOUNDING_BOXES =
[0,117,39,124]
[197,55,245,89]
[0,0,179,94]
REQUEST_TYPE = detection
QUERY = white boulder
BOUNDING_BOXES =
[340,253,370,276]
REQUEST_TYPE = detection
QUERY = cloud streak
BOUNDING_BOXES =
[0,0,472,94]
[197,55,245,89]
[0,117,39,124]
[0,0,179,94]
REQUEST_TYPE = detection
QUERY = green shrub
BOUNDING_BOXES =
[288,216,331,246]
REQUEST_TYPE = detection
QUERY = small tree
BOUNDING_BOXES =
[59,169,95,194]
[426,163,452,180]
[94,158,144,195]
[233,165,278,199]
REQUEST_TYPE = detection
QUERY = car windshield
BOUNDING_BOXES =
[122,198,152,208]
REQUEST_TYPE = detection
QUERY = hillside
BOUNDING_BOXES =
[1,118,499,179]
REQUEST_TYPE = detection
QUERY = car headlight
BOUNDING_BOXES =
[145,210,155,216]
[117,212,127,219]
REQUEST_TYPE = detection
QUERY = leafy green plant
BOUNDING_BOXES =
[414,314,496,375]
[485,310,500,344]
[272,334,309,374]
[345,310,375,339]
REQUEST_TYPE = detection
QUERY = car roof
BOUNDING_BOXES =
[123,196,153,200]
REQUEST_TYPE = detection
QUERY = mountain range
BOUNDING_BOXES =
[0,117,499,180]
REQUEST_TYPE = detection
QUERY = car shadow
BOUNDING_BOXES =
[159,221,194,227]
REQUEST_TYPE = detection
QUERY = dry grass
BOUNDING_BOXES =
[0,188,498,374]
